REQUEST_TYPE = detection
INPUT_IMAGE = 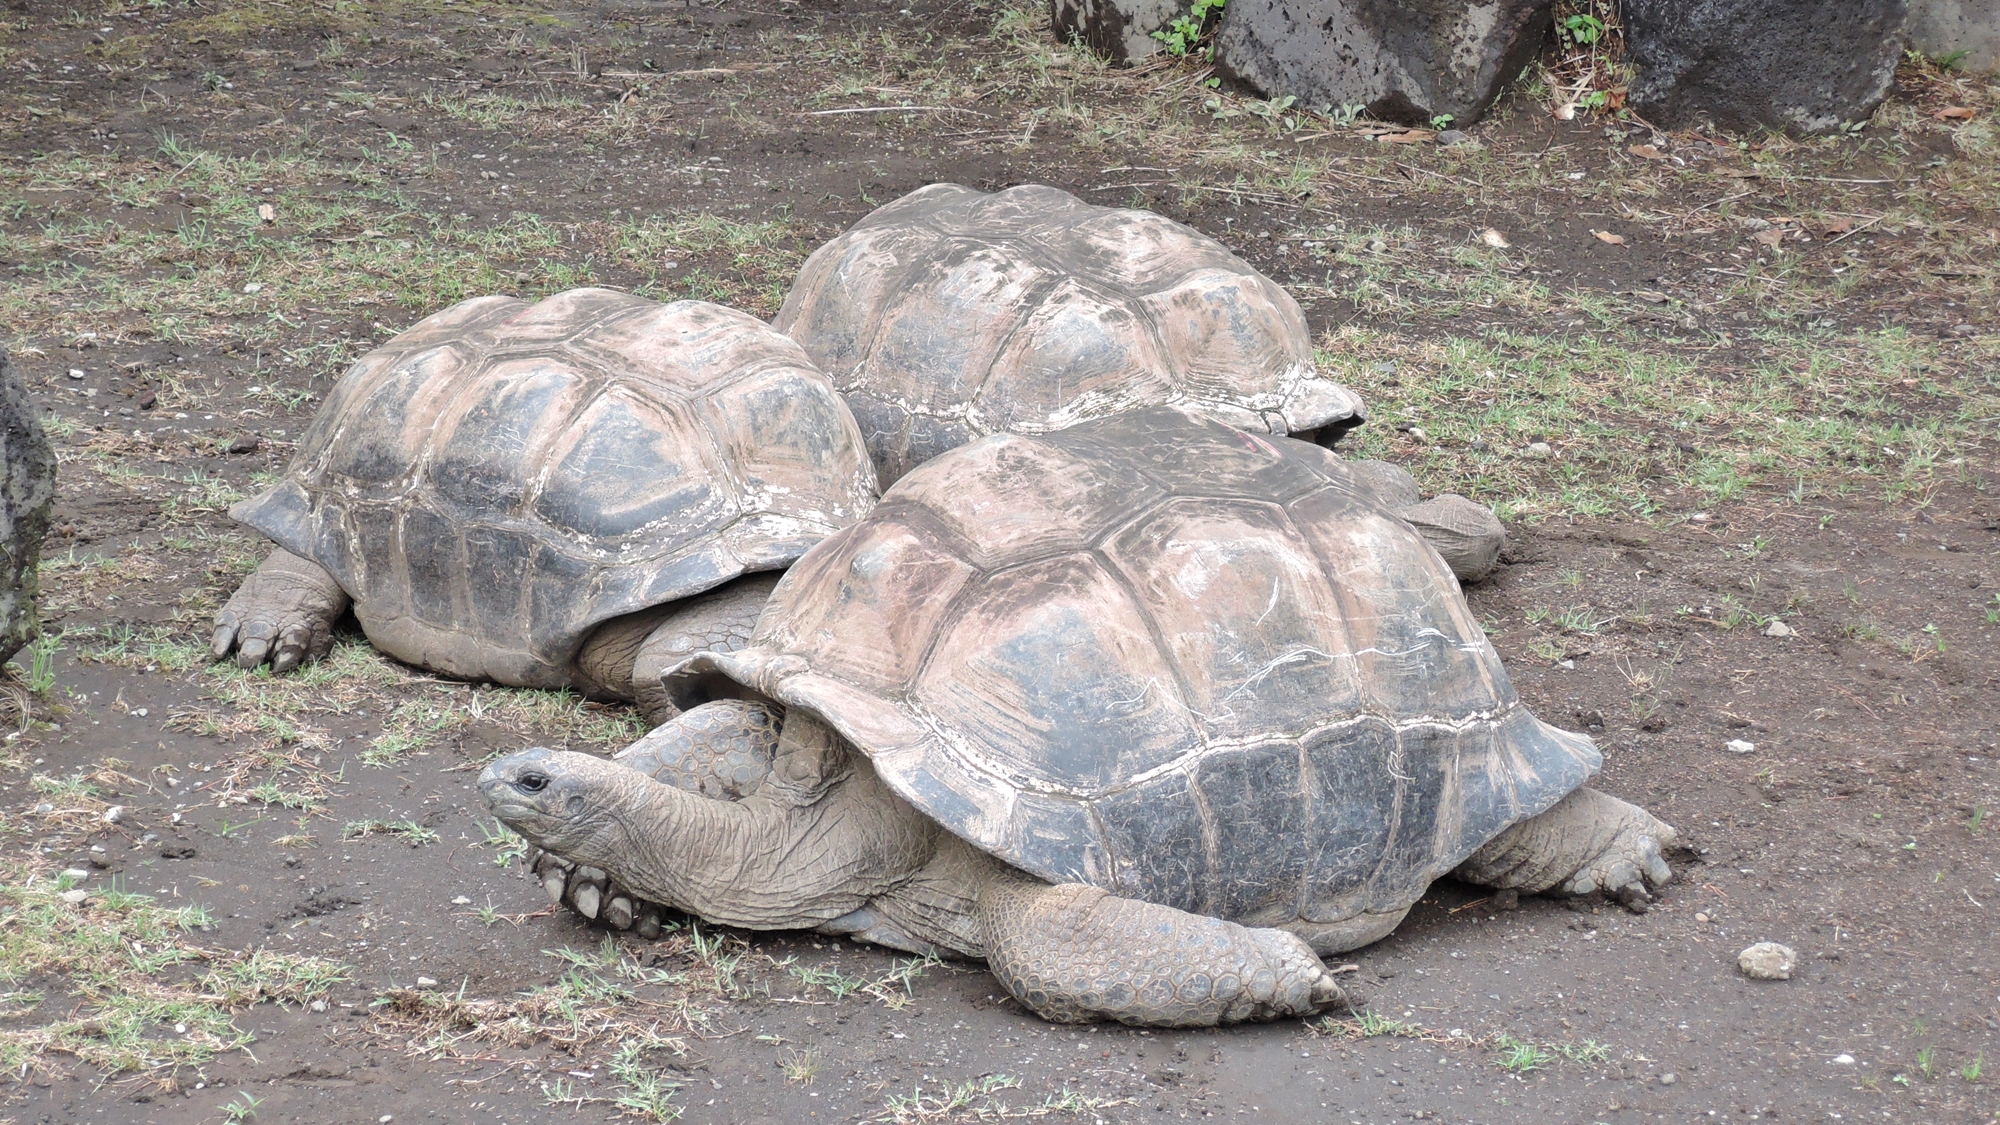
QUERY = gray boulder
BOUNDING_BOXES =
[1624,0,1908,134]
[1907,0,1996,73]
[1213,0,1555,126]
[0,349,56,667]
[1052,0,1187,62]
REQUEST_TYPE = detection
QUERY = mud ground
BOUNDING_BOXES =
[2,0,1998,1123]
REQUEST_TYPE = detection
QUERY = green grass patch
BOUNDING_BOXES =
[0,870,348,1077]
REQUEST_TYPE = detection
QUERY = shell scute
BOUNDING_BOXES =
[973,278,1176,436]
[863,243,1051,412]
[537,388,730,542]
[915,553,1199,795]
[776,518,975,693]
[1099,497,1361,740]
[884,433,1165,570]
[428,358,590,518]
[1033,207,1240,294]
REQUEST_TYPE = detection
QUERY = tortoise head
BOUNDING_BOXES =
[479,747,643,859]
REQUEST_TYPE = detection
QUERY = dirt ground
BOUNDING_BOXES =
[2,1,1998,1123]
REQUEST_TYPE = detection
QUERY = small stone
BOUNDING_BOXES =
[1367,239,1387,253]
[67,368,86,380]
[1557,659,1575,670]
[1832,1053,1856,1065]
[1437,129,1474,147]
[1694,912,1710,923]
[62,868,89,881]
[1763,620,1794,637]
[59,889,87,905]
[1525,441,1553,459]
[1949,323,1976,337]
[1739,941,1797,980]
[32,803,52,815]
[1493,888,1518,910]
[450,895,472,906]
[102,805,124,824]
[225,434,260,455]
[170,812,183,825]
[242,281,263,294]
[309,999,328,1012]
[1725,739,1756,754]
[415,976,437,987]
[1658,1072,1677,1086]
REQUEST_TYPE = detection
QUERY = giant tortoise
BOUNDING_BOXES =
[482,408,1677,1027]
[779,183,1502,579]
[777,183,1368,484]
[213,289,877,717]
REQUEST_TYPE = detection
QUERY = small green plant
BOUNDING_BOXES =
[1962,1053,1983,1082]
[1917,1045,1937,1079]
[1494,1033,1554,1073]
[342,819,440,846]
[1429,113,1455,132]
[478,819,531,866]
[781,1045,820,1084]
[24,632,58,697]
[1557,11,1605,45]
[1983,593,1999,625]
[220,1092,264,1122]
[1152,0,1225,59]
[1969,806,1987,835]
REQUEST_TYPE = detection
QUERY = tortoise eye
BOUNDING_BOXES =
[517,772,550,793]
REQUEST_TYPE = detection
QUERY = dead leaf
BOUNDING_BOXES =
[1819,217,1855,236]
[257,203,276,223]
[1717,168,1766,180]
[1633,290,1669,304]
[1752,228,1785,248]
[1552,102,1576,122]
[1592,230,1627,246]
[1937,106,1977,121]
[1628,144,1667,161]
[1382,129,1436,144]
[1480,228,1511,249]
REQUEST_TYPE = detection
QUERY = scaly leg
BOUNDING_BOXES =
[531,699,782,936]
[210,548,350,673]
[977,874,1347,1027]
[1454,787,1677,911]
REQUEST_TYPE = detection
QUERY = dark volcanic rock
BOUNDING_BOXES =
[1051,0,1187,62]
[0,348,56,667]
[1624,0,1908,134]
[1213,0,1555,125]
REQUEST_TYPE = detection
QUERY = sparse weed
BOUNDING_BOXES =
[341,819,440,846]
[1493,1033,1555,1073]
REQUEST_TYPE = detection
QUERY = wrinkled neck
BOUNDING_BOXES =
[592,719,940,931]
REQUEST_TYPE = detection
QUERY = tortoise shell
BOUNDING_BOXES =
[667,408,1595,930]
[774,183,1367,485]
[232,289,878,688]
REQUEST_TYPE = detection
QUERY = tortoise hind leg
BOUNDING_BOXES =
[210,548,350,673]
[574,573,781,723]
[976,874,1347,1026]
[1454,787,1678,911]
[532,699,783,937]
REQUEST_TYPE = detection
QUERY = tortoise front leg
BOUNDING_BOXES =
[210,548,350,673]
[532,699,784,935]
[976,875,1347,1027]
